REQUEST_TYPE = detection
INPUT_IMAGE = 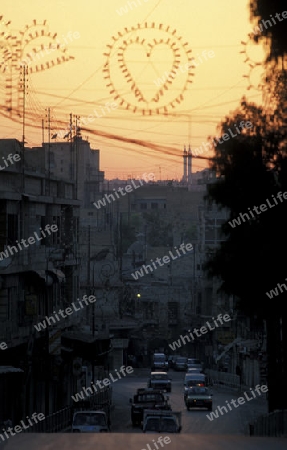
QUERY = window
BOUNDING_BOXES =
[140,203,147,210]
[151,203,158,209]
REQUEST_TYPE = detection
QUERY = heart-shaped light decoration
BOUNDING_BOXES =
[103,23,195,115]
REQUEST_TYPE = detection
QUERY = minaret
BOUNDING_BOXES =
[187,144,192,184]
[183,145,187,182]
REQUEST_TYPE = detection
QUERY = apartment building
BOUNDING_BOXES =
[0,135,116,426]
[0,138,81,423]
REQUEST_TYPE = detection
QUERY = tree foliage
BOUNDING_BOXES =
[203,86,287,411]
[250,0,287,60]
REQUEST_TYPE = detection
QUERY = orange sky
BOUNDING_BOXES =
[0,0,265,180]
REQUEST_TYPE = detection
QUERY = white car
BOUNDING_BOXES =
[148,371,172,392]
[183,373,207,398]
[72,410,109,433]
[143,410,182,433]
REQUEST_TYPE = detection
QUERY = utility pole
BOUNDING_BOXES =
[47,107,51,195]
[87,225,95,383]
[21,64,28,193]
[74,115,80,198]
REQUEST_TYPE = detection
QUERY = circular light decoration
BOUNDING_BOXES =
[0,16,74,119]
[103,23,195,115]
[240,35,268,92]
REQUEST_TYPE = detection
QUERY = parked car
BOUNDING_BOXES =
[184,373,207,398]
[71,410,109,433]
[184,386,213,411]
[147,372,172,392]
[151,353,169,371]
[174,356,187,371]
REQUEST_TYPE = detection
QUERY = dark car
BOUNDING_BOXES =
[184,373,207,398]
[151,353,169,371]
[130,388,171,427]
[184,386,213,411]
[174,356,187,371]
[147,372,172,392]
[185,358,203,371]
[186,367,203,375]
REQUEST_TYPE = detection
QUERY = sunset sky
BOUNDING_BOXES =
[0,0,265,180]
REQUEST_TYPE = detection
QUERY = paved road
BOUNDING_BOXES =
[110,368,268,434]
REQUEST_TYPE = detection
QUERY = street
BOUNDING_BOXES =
[110,368,268,434]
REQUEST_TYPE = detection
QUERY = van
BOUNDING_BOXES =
[183,373,207,399]
[72,410,109,433]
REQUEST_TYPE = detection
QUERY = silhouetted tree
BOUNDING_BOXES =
[204,94,287,412]
[250,0,287,60]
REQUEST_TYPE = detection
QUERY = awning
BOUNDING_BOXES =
[47,269,65,282]
[61,345,73,353]
[0,366,24,375]
[33,270,53,286]
[34,270,46,280]
[62,331,97,344]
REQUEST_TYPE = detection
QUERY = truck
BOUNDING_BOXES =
[71,410,110,433]
[142,410,182,433]
[130,388,171,427]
